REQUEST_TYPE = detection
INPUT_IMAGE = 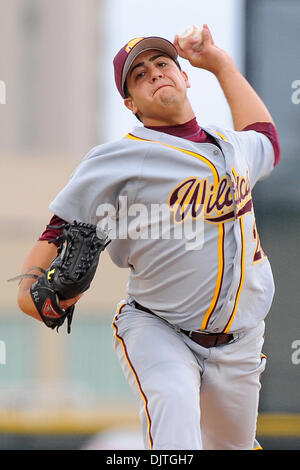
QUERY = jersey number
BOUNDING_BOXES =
[252,221,266,264]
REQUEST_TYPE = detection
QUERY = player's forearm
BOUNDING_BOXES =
[215,62,274,131]
[17,240,58,320]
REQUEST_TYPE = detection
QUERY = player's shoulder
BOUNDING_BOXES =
[204,124,244,142]
[204,124,265,150]
[78,134,141,165]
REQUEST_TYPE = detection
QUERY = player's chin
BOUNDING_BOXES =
[155,87,179,104]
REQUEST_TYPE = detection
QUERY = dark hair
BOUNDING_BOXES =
[124,83,143,123]
[123,82,130,99]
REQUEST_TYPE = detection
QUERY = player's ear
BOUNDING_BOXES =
[124,97,139,115]
[181,70,191,89]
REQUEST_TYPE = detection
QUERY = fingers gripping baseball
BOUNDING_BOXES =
[174,25,211,58]
[174,24,232,74]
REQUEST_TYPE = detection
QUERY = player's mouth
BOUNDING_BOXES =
[153,84,173,95]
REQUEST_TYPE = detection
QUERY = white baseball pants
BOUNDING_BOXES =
[112,301,266,450]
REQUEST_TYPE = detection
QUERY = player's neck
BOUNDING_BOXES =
[141,102,195,127]
[145,115,198,132]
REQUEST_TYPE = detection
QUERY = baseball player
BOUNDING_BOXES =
[17,24,280,450]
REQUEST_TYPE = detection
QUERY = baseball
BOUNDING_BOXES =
[178,25,203,52]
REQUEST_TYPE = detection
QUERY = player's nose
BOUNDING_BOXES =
[150,66,164,82]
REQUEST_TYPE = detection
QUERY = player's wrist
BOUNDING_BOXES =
[213,54,237,80]
[189,48,235,77]
[17,286,42,321]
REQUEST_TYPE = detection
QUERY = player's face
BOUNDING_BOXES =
[124,50,191,124]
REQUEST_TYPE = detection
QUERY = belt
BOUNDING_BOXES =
[181,330,233,348]
[133,301,233,348]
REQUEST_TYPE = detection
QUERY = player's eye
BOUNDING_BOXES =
[135,71,146,80]
[157,62,167,67]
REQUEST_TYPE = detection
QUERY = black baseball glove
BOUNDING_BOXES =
[29,221,110,333]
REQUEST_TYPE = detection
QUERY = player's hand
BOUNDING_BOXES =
[19,285,83,321]
[59,293,83,311]
[173,24,234,77]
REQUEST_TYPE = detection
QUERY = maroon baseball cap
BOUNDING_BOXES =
[113,36,179,98]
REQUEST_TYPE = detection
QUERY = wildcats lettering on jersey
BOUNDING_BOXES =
[168,169,253,224]
[231,168,253,218]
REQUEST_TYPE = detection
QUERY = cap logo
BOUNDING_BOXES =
[125,38,144,53]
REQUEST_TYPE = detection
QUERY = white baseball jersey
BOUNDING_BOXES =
[49,124,275,334]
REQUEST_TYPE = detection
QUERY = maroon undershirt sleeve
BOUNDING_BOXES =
[38,214,67,246]
[242,122,281,167]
